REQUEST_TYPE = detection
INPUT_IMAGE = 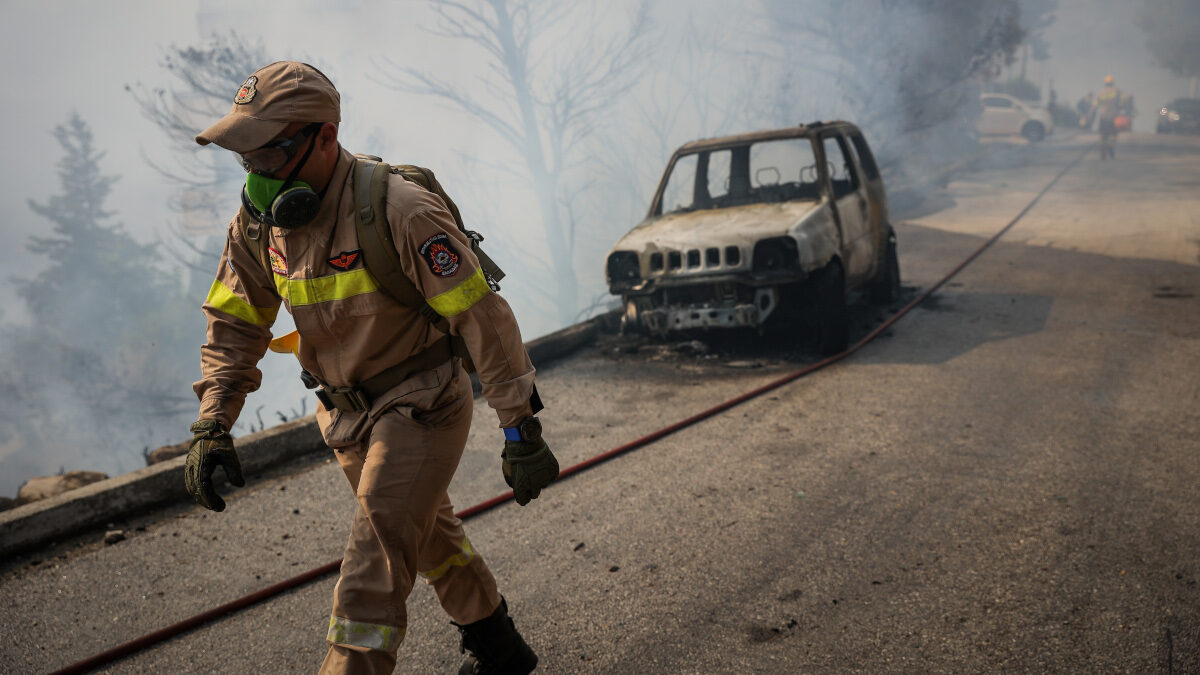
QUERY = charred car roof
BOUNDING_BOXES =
[674,121,860,154]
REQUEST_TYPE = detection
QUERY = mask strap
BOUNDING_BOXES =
[276,124,322,196]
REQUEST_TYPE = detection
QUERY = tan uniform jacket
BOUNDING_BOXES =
[193,148,535,435]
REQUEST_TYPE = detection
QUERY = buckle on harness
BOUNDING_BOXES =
[309,337,456,413]
[300,369,321,389]
[318,385,371,413]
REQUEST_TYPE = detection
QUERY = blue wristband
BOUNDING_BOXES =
[503,426,523,442]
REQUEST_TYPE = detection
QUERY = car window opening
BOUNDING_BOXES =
[657,137,823,215]
[822,135,861,199]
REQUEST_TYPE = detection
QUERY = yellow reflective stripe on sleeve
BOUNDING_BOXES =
[273,268,380,307]
[426,268,492,318]
[205,278,279,327]
[327,616,404,652]
[417,537,476,582]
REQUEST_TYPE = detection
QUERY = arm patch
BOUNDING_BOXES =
[419,233,461,277]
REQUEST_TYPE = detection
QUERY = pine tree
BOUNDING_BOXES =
[23,115,160,341]
[0,114,201,492]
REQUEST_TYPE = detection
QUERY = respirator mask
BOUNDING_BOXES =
[239,122,324,229]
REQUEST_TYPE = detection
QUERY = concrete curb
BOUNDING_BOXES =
[0,418,326,558]
[0,311,618,558]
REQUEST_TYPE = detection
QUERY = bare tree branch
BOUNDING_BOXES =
[375,0,654,324]
[125,31,268,283]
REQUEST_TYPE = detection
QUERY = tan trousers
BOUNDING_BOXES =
[320,362,501,674]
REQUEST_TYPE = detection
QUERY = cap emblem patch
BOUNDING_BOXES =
[419,233,461,277]
[235,76,258,105]
[328,250,362,271]
[268,246,287,276]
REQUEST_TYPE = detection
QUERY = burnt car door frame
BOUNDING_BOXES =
[844,129,888,281]
[816,128,873,283]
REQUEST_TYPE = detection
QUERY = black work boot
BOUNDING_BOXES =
[454,597,538,674]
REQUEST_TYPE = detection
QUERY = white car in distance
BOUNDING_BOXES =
[977,93,1054,141]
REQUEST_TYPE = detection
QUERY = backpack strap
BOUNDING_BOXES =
[237,208,274,288]
[353,159,431,309]
[352,158,475,371]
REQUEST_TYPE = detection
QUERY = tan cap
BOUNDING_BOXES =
[195,61,340,153]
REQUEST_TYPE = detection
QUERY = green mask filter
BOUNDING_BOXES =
[245,173,313,215]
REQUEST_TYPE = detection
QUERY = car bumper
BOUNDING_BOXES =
[631,288,779,334]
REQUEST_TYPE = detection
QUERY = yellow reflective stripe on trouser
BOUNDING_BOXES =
[427,268,491,318]
[205,279,279,327]
[327,616,404,652]
[418,537,476,582]
[274,268,380,307]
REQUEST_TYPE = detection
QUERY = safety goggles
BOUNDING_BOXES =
[238,123,323,175]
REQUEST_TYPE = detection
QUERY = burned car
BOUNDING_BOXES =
[605,121,899,354]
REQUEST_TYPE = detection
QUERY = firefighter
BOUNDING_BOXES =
[1090,75,1123,159]
[184,61,557,674]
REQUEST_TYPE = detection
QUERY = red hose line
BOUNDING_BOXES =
[50,144,1089,675]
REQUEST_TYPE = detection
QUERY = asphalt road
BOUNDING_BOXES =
[2,132,1198,674]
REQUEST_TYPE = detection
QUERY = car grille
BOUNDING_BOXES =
[645,246,742,277]
[662,282,745,305]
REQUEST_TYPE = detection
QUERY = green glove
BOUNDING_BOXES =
[184,419,245,512]
[501,417,559,506]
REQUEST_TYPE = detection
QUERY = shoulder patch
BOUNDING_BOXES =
[419,233,461,277]
[269,246,287,276]
[328,250,362,271]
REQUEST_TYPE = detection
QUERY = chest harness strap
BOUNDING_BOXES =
[313,336,455,413]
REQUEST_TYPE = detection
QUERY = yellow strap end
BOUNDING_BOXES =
[269,330,301,356]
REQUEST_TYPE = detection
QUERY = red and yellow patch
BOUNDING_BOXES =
[269,246,287,276]
[419,233,461,277]
[328,250,362,271]
[234,76,258,104]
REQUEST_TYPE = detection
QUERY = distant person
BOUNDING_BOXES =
[184,61,556,674]
[1077,92,1095,130]
[1089,76,1123,159]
